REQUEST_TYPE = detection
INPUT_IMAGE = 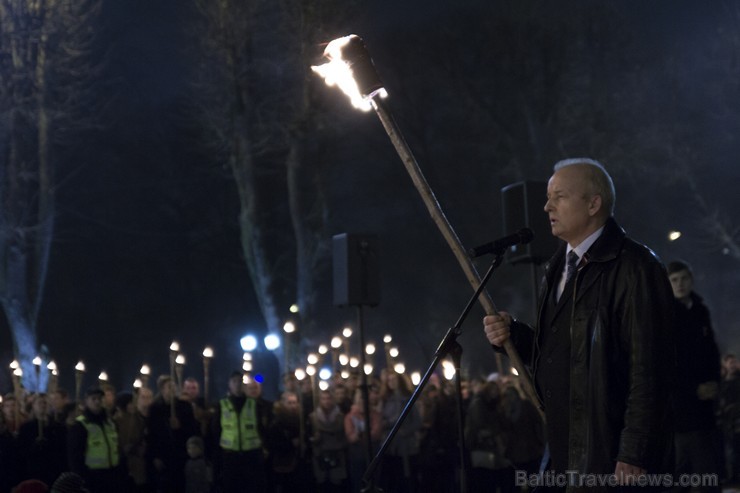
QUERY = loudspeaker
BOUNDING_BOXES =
[501,181,560,265]
[333,233,380,307]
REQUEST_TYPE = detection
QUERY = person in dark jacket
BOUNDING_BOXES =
[667,260,721,492]
[16,393,67,486]
[483,158,675,492]
[147,375,200,493]
[67,386,123,493]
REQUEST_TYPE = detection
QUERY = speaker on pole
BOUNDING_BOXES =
[501,181,560,265]
[333,233,380,307]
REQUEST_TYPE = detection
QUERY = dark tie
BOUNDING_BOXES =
[565,250,579,284]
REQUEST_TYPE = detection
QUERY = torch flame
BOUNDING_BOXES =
[311,35,387,112]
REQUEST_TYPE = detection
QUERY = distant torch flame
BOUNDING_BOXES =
[311,35,387,111]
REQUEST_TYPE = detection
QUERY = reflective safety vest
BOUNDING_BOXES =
[219,397,261,451]
[76,415,119,469]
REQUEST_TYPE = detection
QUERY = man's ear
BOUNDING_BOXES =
[587,194,603,217]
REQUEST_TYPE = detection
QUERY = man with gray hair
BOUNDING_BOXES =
[484,158,675,491]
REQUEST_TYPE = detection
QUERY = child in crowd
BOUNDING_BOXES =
[184,435,212,493]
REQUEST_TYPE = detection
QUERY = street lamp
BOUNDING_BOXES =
[240,335,258,352]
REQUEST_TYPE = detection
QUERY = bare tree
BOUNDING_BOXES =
[0,0,100,388]
[192,0,354,345]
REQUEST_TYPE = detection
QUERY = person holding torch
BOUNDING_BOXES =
[483,159,675,490]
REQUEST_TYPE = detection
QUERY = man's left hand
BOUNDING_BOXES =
[615,461,646,485]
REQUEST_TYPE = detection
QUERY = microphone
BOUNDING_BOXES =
[468,228,534,258]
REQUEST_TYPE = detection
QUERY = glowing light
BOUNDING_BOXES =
[311,36,387,112]
[243,374,252,384]
[264,334,281,351]
[175,354,185,365]
[307,353,319,365]
[242,361,253,372]
[341,370,350,379]
[289,304,299,313]
[383,334,392,343]
[140,364,150,375]
[343,327,353,338]
[295,368,306,381]
[243,352,252,361]
[133,379,142,389]
[442,360,456,381]
[47,361,57,372]
[319,380,330,391]
[511,367,519,376]
[411,371,421,386]
[349,357,359,368]
[331,336,342,349]
[9,360,18,369]
[75,361,86,372]
[98,371,108,381]
[169,341,179,352]
[364,364,373,375]
[306,365,316,376]
[202,347,213,358]
[339,354,349,366]
[319,368,332,380]
[283,322,296,334]
[318,345,328,355]
[389,347,399,358]
[240,335,257,352]
[32,356,42,367]
[668,230,682,241]
[365,343,376,355]
[394,363,406,374]
[14,368,23,377]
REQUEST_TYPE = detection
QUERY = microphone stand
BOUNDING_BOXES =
[361,251,505,493]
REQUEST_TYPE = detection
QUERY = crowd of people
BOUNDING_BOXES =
[0,364,545,493]
[0,348,737,493]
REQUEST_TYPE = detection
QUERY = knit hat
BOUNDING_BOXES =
[50,472,89,493]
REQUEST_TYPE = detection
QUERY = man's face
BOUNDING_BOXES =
[50,391,67,412]
[85,394,103,415]
[137,388,153,413]
[33,395,48,418]
[228,376,244,397]
[319,392,334,411]
[183,380,199,401]
[282,393,299,412]
[668,269,693,301]
[245,381,261,399]
[161,381,175,402]
[545,165,600,246]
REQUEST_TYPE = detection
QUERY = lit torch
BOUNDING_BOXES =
[140,364,151,389]
[32,356,42,392]
[47,361,58,394]
[74,361,85,403]
[202,347,213,405]
[311,35,539,414]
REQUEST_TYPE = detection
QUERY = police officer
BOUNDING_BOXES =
[211,371,266,493]
[67,386,123,493]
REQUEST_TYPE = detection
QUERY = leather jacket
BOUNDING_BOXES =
[508,217,675,477]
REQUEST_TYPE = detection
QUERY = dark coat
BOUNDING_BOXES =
[507,217,675,477]
[673,292,720,432]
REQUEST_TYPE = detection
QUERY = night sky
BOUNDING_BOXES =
[2,0,739,401]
